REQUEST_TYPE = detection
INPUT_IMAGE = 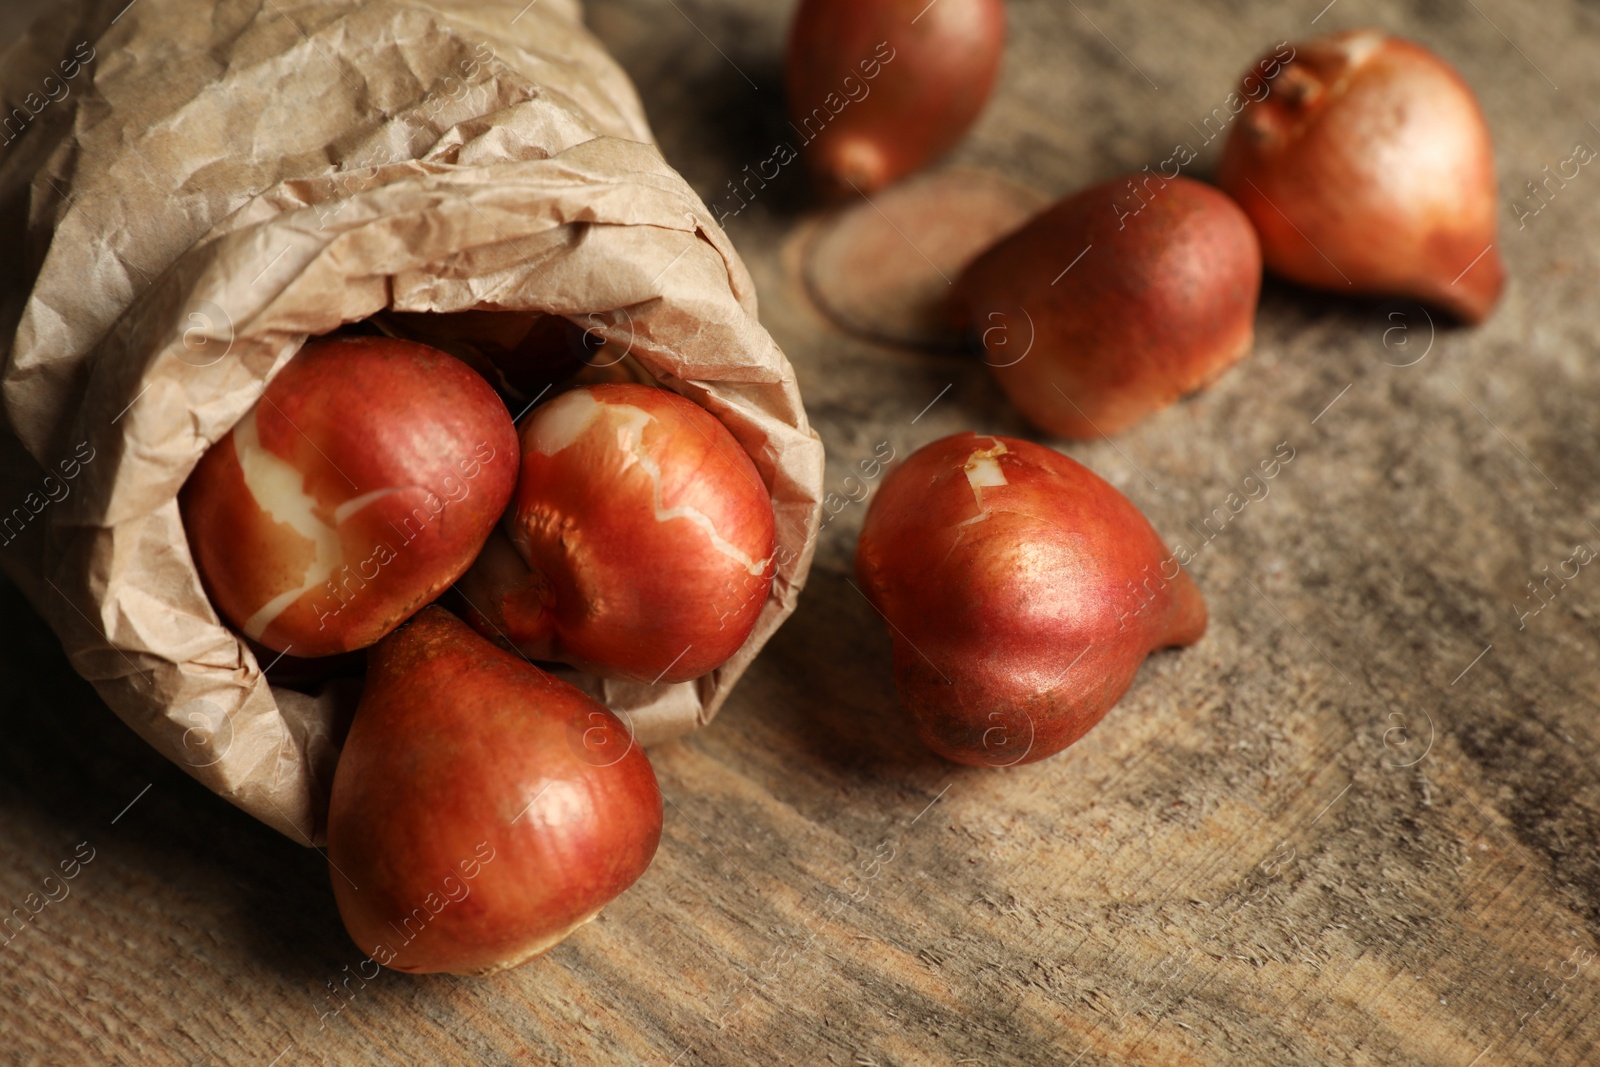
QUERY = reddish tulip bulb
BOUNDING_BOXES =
[180,336,518,657]
[952,176,1261,438]
[786,0,1005,197]
[856,433,1206,766]
[465,384,777,684]
[1218,30,1504,323]
[327,607,663,976]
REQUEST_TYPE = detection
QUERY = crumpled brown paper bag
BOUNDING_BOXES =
[0,0,824,843]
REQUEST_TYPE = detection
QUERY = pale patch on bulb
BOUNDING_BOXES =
[527,389,605,456]
[1334,29,1385,69]
[956,437,1010,528]
[927,0,989,39]
[530,391,771,576]
[234,408,406,639]
[235,407,343,639]
[1312,29,1384,106]
[833,136,891,190]
[334,486,405,524]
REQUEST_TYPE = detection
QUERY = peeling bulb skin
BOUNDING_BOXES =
[326,607,663,976]
[786,0,1005,198]
[855,433,1207,766]
[179,336,519,657]
[473,383,777,684]
[951,176,1261,439]
[1218,30,1504,323]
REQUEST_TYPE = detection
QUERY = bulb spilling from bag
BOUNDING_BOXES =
[179,336,519,658]
[326,606,663,975]
[457,384,778,684]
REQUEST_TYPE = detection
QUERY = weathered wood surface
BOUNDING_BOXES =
[4,0,1600,1064]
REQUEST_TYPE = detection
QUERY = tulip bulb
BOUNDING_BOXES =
[952,175,1262,438]
[180,336,518,657]
[327,607,662,975]
[786,0,1005,197]
[856,433,1206,766]
[462,384,777,684]
[1218,30,1504,323]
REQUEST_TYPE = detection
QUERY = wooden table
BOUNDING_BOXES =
[4,0,1599,1063]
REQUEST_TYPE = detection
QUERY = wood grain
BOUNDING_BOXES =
[4,0,1600,1064]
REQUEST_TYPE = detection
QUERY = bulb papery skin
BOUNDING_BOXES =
[785,0,1005,197]
[179,336,519,657]
[474,384,777,684]
[1218,29,1504,323]
[326,607,663,976]
[952,175,1261,439]
[855,433,1207,766]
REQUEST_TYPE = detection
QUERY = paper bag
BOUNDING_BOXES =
[0,0,824,843]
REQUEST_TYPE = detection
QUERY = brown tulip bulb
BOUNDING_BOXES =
[465,384,777,684]
[856,433,1206,766]
[952,176,1262,438]
[327,607,663,976]
[180,336,518,657]
[1218,30,1504,323]
[786,0,1005,197]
